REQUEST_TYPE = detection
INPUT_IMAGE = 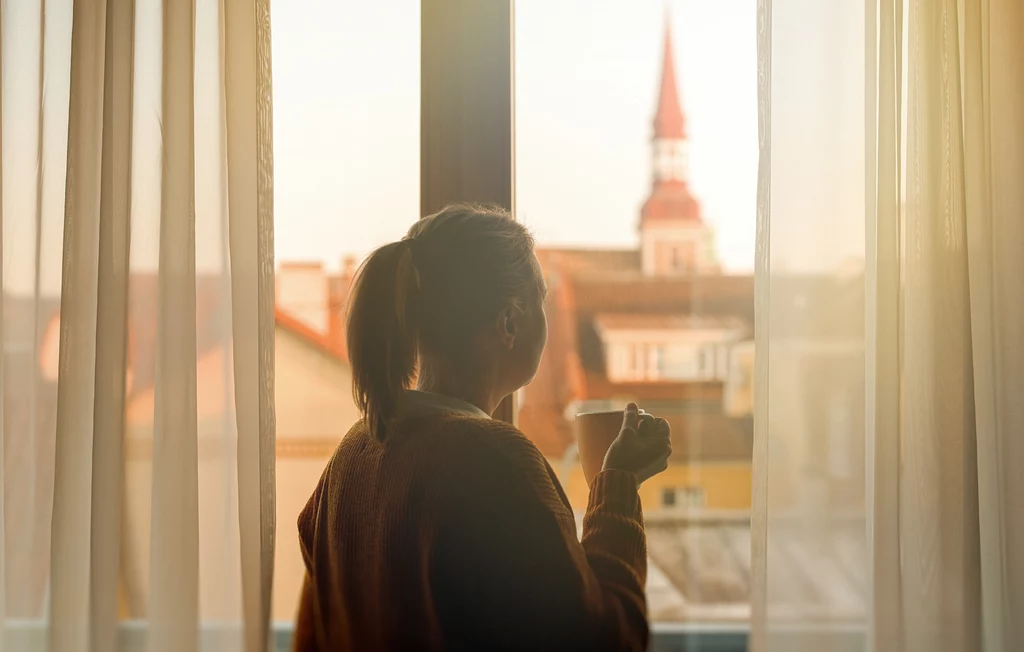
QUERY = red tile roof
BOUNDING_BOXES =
[580,374,725,404]
[536,248,640,275]
[592,313,746,332]
[278,260,326,270]
[640,183,703,223]
[275,307,347,363]
[571,274,754,318]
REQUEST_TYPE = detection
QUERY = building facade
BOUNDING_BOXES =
[518,16,755,513]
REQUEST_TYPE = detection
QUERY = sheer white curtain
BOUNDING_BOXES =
[752,0,1023,650]
[1,1,275,651]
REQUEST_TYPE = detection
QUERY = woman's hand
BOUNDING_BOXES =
[601,403,672,484]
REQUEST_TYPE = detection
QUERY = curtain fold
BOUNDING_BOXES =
[51,0,107,646]
[869,0,903,646]
[753,0,1024,650]
[148,0,199,648]
[962,3,1024,648]
[900,1,980,647]
[88,0,134,650]
[0,0,275,650]
[223,0,276,649]
[749,1,771,650]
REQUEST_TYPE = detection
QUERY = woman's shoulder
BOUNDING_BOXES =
[440,415,545,462]
[335,413,557,491]
[435,416,574,522]
[438,416,564,496]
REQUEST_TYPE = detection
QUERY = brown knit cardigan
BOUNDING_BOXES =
[293,413,648,651]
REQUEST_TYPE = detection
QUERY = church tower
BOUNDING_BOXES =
[639,12,718,276]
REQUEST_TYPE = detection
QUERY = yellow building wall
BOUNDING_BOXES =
[274,458,337,622]
[559,461,752,512]
[273,327,361,622]
[274,329,361,442]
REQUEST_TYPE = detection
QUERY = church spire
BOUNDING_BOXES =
[639,5,717,277]
[653,9,686,140]
[647,7,691,187]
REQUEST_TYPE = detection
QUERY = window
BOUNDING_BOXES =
[518,0,756,630]
[662,486,707,509]
[648,344,663,380]
[271,0,421,630]
[265,0,757,647]
[680,486,707,508]
[662,487,677,507]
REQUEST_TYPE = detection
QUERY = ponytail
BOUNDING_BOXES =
[347,239,420,439]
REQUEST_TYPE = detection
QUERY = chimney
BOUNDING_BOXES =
[343,255,358,281]
[276,262,329,334]
[326,255,360,362]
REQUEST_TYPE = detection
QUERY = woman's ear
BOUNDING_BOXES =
[497,305,518,350]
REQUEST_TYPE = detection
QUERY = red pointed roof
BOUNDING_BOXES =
[640,183,702,222]
[653,16,686,140]
[642,9,702,224]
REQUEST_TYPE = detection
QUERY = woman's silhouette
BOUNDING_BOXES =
[294,203,671,651]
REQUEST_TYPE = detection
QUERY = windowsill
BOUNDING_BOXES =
[4,619,866,652]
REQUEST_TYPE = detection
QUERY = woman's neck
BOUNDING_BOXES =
[416,358,503,417]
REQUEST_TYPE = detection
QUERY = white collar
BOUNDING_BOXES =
[396,389,491,420]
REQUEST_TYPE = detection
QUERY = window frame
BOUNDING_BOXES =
[421,0,516,423]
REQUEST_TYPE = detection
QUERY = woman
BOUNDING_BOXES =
[294,203,672,651]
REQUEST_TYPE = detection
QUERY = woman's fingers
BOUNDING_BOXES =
[654,417,671,440]
[621,403,640,437]
[633,409,672,476]
[637,413,671,440]
[638,413,656,435]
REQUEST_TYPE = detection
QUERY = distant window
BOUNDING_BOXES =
[670,247,682,270]
[662,488,677,507]
[622,343,638,378]
[663,486,706,509]
[681,487,706,508]
[716,344,730,379]
[649,346,663,380]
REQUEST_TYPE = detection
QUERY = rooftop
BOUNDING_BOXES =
[575,510,868,624]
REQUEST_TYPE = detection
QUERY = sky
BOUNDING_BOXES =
[0,0,866,296]
[271,0,760,273]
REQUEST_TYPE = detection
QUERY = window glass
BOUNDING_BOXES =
[270,0,420,628]
[516,0,758,626]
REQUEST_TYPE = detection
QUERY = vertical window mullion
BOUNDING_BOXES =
[420,0,515,422]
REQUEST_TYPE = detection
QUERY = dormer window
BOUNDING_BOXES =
[595,314,746,383]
